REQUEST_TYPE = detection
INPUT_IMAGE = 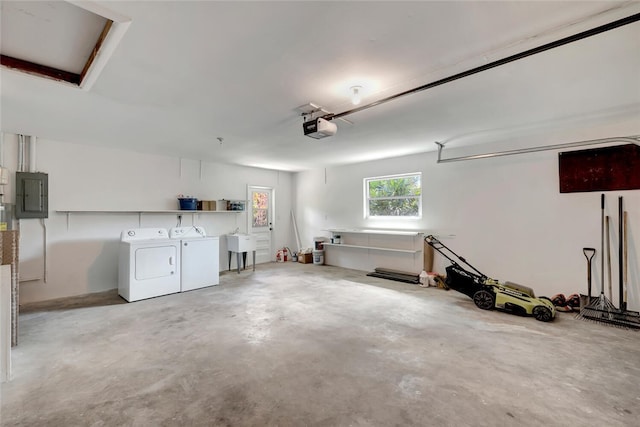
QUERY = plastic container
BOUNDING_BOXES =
[0,204,14,231]
[178,198,197,210]
[312,249,324,265]
[313,237,326,250]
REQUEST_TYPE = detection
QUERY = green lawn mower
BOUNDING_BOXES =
[425,235,555,322]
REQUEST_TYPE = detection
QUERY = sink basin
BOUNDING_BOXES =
[227,234,256,252]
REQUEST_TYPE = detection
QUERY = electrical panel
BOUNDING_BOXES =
[15,172,49,219]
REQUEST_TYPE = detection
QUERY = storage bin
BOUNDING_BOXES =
[201,200,217,211]
[178,198,197,210]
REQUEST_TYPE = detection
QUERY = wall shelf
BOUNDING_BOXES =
[323,243,419,254]
[56,210,242,214]
[56,209,242,229]
[321,228,424,272]
[324,228,422,236]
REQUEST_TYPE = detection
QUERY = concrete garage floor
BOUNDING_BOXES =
[1,262,639,426]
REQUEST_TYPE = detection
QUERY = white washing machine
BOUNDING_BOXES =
[118,228,181,302]
[169,226,220,292]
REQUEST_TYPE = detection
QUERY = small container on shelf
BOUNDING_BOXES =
[217,199,245,211]
[228,200,245,211]
[178,197,197,211]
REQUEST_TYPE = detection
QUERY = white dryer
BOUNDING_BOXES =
[118,228,181,302]
[169,226,220,292]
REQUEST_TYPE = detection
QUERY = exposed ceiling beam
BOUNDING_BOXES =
[0,54,81,85]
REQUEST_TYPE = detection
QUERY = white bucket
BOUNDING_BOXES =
[312,249,324,265]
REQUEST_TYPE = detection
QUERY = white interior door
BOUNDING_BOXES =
[248,186,273,264]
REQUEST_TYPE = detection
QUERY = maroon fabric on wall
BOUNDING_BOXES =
[558,144,640,193]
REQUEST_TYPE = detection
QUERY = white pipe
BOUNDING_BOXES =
[0,132,4,167]
[28,136,37,173]
[291,210,302,252]
[41,218,48,283]
[436,135,640,163]
[17,135,24,173]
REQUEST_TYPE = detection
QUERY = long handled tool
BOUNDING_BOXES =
[623,210,628,311]
[291,209,302,253]
[600,194,605,302]
[579,194,640,329]
[609,203,640,329]
[578,194,619,324]
[606,215,612,300]
[582,247,596,300]
[619,196,624,310]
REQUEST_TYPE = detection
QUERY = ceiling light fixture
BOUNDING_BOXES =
[350,86,362,105]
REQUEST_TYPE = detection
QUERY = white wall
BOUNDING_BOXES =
[293,139,640,311]
[1,134,294,304]
[4,130,638,312]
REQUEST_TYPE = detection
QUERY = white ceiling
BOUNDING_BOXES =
[1,1,639,171]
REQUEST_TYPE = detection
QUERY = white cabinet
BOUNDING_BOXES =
[323,229,424,273]
[180,237,220,291]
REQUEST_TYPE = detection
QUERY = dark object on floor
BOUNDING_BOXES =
[566,294,581,311]
[367,268,420,284]
[551,294,572,312]
[551,293,566,307]
[424,235,555,322]
[551,293,581,313]
[432,274,449,290]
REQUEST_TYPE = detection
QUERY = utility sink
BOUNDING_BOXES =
[227,233,256,253]
[227,234,257,273]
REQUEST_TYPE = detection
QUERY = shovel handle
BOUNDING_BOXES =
[583,247,596,298]
[583,247,596,261]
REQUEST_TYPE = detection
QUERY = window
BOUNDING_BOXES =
[364,173,422,218]
[252,191,269,227]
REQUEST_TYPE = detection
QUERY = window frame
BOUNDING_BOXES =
[363,172,422,219]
